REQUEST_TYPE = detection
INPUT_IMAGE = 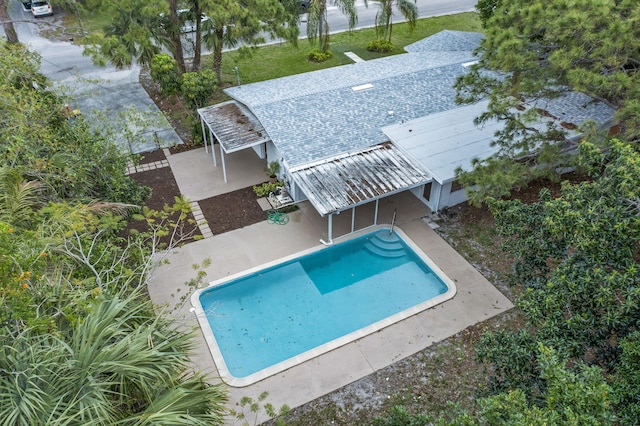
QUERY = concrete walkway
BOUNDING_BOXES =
[148,148,514,424]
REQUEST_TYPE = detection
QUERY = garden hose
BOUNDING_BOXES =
[267,209,290,225]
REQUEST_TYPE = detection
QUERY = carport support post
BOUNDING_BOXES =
[374,199,379,225]
[221,148,228,183]
[351,206,355,233]
[200,118,208,154]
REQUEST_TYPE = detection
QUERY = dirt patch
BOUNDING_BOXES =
[169,142,205,155]
[126,149,267,236]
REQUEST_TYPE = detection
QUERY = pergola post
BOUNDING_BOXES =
[210,130,217,167]
[350,206,356,233]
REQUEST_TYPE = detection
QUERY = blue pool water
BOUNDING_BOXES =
[198,229,450,380]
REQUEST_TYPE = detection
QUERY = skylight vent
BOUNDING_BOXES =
[462,60,479,68]
[352,83,374,92]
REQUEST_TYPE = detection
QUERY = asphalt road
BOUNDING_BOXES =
[313,0,477,34]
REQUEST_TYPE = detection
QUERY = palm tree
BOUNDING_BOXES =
[0,290,228,424]
[307,0,360,53]
[371,0,417,43]
[200,0,300,83]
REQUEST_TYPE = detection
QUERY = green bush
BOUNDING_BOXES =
[150,54,181,95]
[252,181,283,197]
[367,39,395,53]
[181,69,217,110]
[307,48,333,63]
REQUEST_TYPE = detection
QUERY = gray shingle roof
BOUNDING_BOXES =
[224,31,483,168]
[403,30,485,53]
[529,91,615,129]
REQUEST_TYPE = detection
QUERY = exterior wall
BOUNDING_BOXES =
[288,176,308,203]
[251,143,266,159]
[409,181,470,213]
[410,185,432,210]
[443,186,468,209]
[265,142,280,165]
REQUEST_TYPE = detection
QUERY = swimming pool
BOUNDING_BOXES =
[191,227,456,386]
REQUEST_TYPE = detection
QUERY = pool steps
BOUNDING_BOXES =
[364,231,406,258]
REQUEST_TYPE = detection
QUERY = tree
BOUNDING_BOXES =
[0,41,228,422]
[474,0,501,25]
[612,331,640,426]
[455,0,640,202]
[83,0,186,72]
[0,0,19,43]
[371,0,417,44]
[0,290,227,424]
[307,0,359,53]
[200,0,300,82]
[472,345,616,426]
[373,345,617,425]
[0,40,147,205]
[472,139,640,417]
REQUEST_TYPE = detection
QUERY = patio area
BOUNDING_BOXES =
[146,147,513,424]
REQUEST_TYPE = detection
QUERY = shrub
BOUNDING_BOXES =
[150,54,181,95]
[307,48,333,63]
[252,181,283,197]
[181,69,217,110]
[367,39,394,53]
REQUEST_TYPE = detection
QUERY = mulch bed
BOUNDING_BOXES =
[168,142,205,155]
[126,148,269,238]
[198,186,268,235]
[138,149,166,165]
[126,165,202,243]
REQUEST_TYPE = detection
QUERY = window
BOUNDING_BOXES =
[423,182,432,201]
[450,179,464,193]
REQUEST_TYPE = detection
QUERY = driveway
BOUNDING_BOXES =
[4,3,182,154]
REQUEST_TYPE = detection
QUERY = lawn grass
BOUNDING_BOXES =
[216,12,481,86]
[60,8,114,37]
[63,7,480,87]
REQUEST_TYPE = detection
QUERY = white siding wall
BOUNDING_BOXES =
[251,143,266,159]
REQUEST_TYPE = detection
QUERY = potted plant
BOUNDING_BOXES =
[264,161,280,183]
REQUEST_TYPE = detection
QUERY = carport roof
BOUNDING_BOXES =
[197,100,270,153]
[289,142,431,216]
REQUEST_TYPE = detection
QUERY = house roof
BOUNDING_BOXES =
[383,101,502,184]
[384,93,616,184]
[224,30,482,168]
[404,30,485,53]
[528,91,616,130]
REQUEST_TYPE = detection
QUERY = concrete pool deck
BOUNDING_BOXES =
[146,147,514,424]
